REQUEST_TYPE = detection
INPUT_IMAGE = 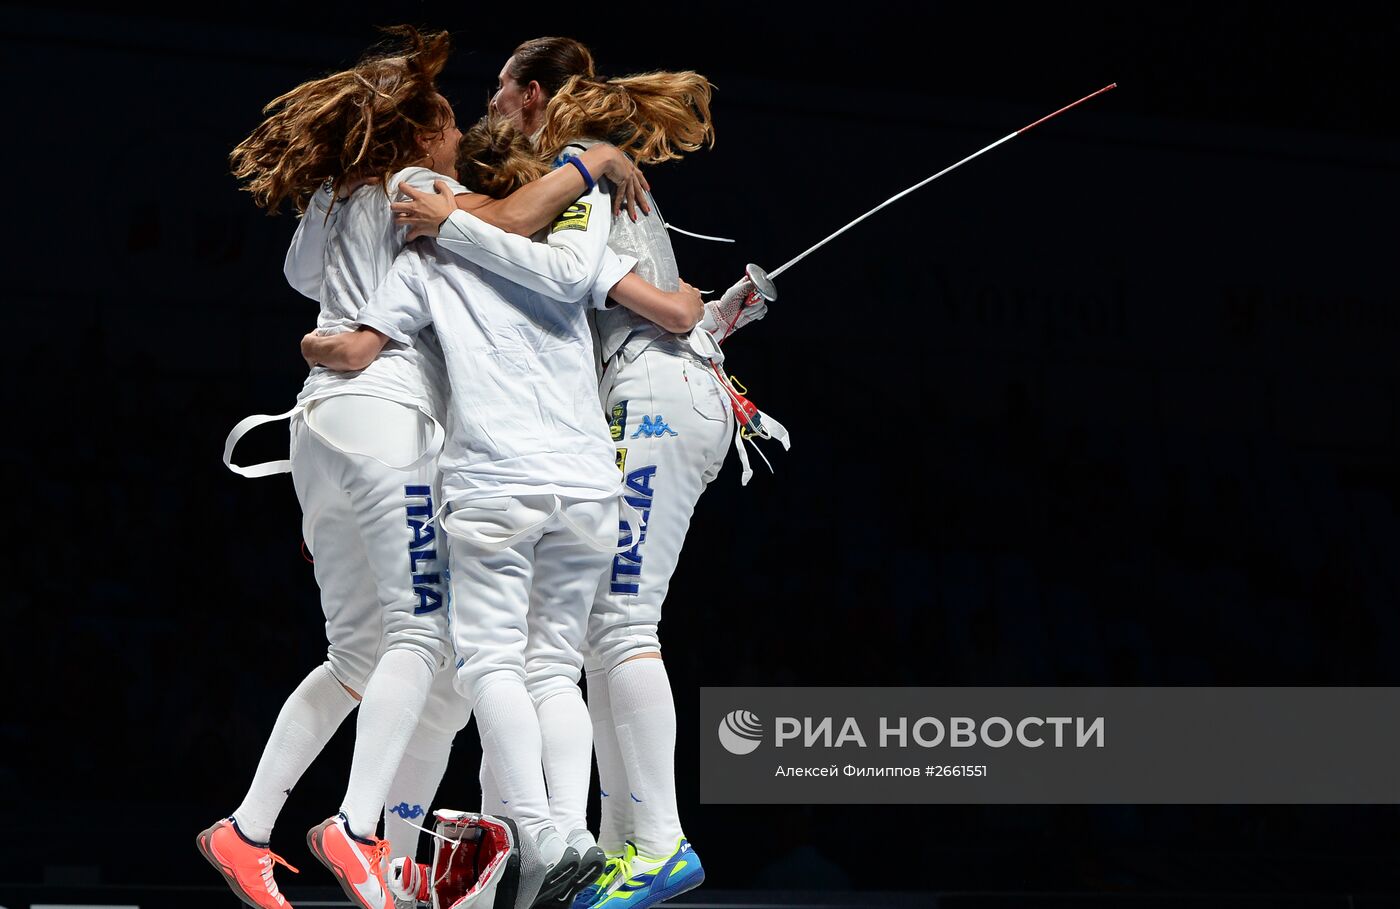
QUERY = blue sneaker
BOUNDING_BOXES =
[571,843,634,909]
[593,838,704,909]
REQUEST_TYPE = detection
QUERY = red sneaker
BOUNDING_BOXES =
[307,813,394,909]
[196,817,299,909]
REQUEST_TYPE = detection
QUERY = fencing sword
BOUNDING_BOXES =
[736,83,1118,301]
[707,84,1117,475]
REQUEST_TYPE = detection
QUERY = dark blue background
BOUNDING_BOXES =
[2,1,1398,902]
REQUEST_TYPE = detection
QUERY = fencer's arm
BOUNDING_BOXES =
[300,246,432,372]
[607,275,705,334]
[434,183,635,305]
[393,145,649,241]
[301,327,388,372]
[284,187,337,300]
[458,144,649,232]
[352,244,435,348]
[284,175,387,299]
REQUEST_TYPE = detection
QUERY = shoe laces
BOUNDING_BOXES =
[370,838,392,874]
[257,849,300,895]
[606,854,631,886]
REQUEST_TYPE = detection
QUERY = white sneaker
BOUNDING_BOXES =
[522,826,579,909]
[564,829,606,901]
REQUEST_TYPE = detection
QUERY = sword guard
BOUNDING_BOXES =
[745,263,777,302]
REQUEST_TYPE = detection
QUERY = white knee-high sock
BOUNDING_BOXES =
[384,720,456,863]
[608,658,681,857]
[233,663,359,844]
[586,667,632,854]
[480,754,505,815]
[472,677,556,852]
[536,687,592,835]
[339,650,433,839]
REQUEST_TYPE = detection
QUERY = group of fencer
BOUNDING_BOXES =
[198,26,784,909]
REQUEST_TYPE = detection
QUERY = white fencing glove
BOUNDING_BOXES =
[701,264,777,344]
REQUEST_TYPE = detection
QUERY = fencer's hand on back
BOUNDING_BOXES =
[701,274,768,343]
[674,280,705,331]
[578,144,651,222]
[300,327,388,372]
[391,180,457,240]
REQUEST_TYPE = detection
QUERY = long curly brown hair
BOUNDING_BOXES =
[508,37,714,166]
[230,25,452,214]
[455,115,548,199]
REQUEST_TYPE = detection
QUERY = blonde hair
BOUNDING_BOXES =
[508,37,715,166]
[455,115,549,198]
[230,25,452,213]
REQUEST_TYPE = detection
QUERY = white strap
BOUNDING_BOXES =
[684,323,725,366]
[641,187,732,244]
[735,407,792,484]
[756,408,792,451]
[702,358,792,486]
[662,222,735,243]
[441,498,560,553]
[224,398,445,479]
[222,405,303,478]
[440,493,641,555]
[556,495,644,555]
[732,423,754,486]
[600,353,623,403]
[731,415,792,488]
[300,405,446,474]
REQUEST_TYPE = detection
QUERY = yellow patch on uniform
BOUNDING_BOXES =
[616,448,628,472]
[609,400,628,441]
[551,201,592,233]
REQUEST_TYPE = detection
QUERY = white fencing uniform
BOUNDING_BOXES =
[275,171,480,856]
[587,345,733,668]
[220,169,470,855]
[291,395,446,686]
[356,183,635,696]
[258,167,472,688]
[549,143,736,672]
[554,142,737,859]
[355,182,634,845]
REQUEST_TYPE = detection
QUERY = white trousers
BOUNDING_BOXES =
[586,349,734,672]
[291,395,449,691]
[447,495,618,704]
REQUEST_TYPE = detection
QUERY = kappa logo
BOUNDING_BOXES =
[616,447,628,472]
[609,400,629,441]
[551,201,592,233]
[719,709,764,756]
[405,485,443,615]
[631,415,678,439]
